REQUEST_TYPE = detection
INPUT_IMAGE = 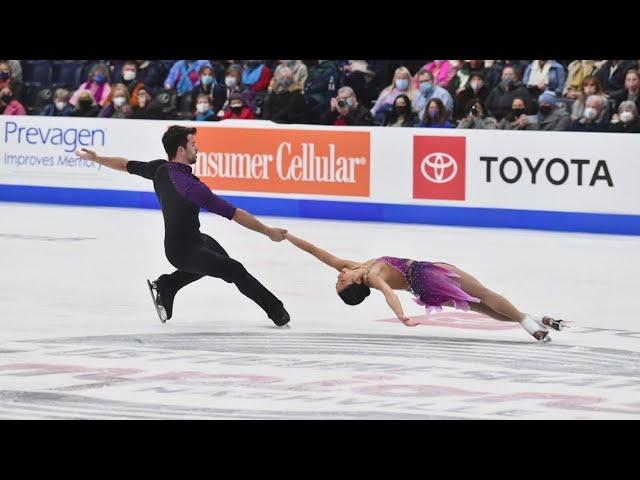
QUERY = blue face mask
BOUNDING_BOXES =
[420,82,433,94]
[93,74,105,85]
[395,79,409,90]
[0,72,9,80]
[201,75,214,85]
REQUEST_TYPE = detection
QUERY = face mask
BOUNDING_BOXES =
[225,76,237,88]
[395,79,409,90]
[196,103,210,113]
[55,101,67,111]
[201,75,214,86]
[419,82,433,94]
[93,74,105,84]
[538,105,553,115]
[278,77,293,88]
[512,107,526,117]
[123,70,136,81]
[286,60,297,68]
[395,105,408,115]
[501,76,514,87]
[584,107,597,120]
[2,94,13,103]
[584,87,596,96]
[113,97,126,107]
[620,111,634,123]
[470,80,483,91]
[0,71,9,80]
[428,109,440,119]
[231,104,243,114]
[79,99,92,108]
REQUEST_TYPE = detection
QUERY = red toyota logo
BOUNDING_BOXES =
[413,136,466,201]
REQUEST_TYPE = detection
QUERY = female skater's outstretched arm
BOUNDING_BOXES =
[284,233,359,271]
[366,273,420,326]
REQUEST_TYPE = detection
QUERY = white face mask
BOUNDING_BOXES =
[55,101,66,111]
[584,107,598,120]
[620,111,634,123]
[196,103,209,113]
[225,76,237,88]
[123,70,136,81]
[470,80,483,91]
[113,97,126,107]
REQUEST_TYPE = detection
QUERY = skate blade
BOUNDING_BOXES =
[538,334,552,344]
[146,279,167,324]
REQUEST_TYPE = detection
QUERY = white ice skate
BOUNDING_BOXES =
[530,314,567,331]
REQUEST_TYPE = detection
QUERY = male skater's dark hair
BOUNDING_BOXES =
[162,125,197,159]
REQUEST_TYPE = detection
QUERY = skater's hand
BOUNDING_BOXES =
[267,227,288,242]
[399,315,420,327]
[75,148,98,162]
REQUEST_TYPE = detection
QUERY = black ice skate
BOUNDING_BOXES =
[147,279,168,324]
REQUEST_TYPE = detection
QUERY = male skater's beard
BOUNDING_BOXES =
[188,154,197,165]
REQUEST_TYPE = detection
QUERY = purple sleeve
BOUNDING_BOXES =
[169,168,237,220]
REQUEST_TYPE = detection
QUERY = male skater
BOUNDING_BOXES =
[75,125,290,326]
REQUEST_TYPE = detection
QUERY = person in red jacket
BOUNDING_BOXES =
[222,92,256,120]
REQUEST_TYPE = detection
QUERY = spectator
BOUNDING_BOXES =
[447,60,473,95]
[0,60,24,103]
[262,66,306,124]
[569,95,610,132]
[597,60,639,97]
[131,85,163,120]
[613,69,640,112]
[563,60,600,99]
[70,91,101,117]
[118,61,144,96]
[528,90,571,131]
[135,60,164,92]
[99,83,133,119]
[6,60,22,82]
[215,65,254,115]
[322,86,375,126]
[222,92,256,120]
[305,60,341,124]
[190,64,220,110]
[522,60,566,97]
[571,75,605,121]
[456,98,498,129]
[40,88,73,116]
[242,60,273,93]
[454,71,490,121]
[0,86,26,115]
[483,60,528,89]
[193,93,218,122]
[415,60,457,89]
[608,100,640,133]
[382,94,419,127]
[340,60,378,108]
[70,63,111,107]
[485,65,532,121]
[272,61,308,90]
[163,60,212,95]
[418,98,452,128]
[498,97,531,130]
[371,66,417,123]
[412,68,454,119]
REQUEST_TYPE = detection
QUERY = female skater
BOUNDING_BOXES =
[284,232,565,343]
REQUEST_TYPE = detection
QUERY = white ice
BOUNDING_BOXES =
[0,202,639,419]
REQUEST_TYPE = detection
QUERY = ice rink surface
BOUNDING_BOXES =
[1,202,639,419]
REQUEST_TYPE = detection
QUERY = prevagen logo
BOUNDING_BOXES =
[413,136,466,200]
[3,121,106,153]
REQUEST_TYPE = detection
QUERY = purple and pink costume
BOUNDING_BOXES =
[376,256,480,313]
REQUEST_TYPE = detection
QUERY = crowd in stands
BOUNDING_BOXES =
[1,60,639,133]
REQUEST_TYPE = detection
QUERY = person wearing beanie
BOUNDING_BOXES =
[453,70,491,121]
[222,92,256,120]
[528,90,570,131]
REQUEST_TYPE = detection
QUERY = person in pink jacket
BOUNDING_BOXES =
[414,60,459,89]
[0,86,26,115]
[70,63,112,107]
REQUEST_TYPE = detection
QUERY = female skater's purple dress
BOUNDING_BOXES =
[376,256,480,313]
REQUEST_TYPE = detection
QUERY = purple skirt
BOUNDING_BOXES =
[406,261,481,314]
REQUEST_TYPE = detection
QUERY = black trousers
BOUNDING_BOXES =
[161,233,283,317]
